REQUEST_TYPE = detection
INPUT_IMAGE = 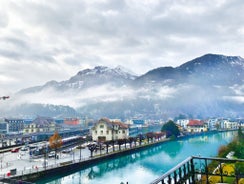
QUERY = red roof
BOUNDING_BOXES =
[98,117,128,129]
[187,120,204,126]
[111,121,128,129]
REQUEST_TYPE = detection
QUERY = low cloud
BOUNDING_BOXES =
[223,96,244,104]
[7,83,179,109]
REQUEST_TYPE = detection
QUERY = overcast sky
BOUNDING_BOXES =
[0,0,244,94]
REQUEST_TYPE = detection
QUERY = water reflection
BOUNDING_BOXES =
[36,131,236,184]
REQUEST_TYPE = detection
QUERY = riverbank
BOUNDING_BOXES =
[3,130,237,183]
[5,137,170,182]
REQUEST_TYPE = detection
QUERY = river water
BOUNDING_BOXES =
[36,131,236,184]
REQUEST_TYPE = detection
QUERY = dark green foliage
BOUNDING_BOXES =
[217,128,244,159]
[235,162,244,174]
[237,127,244,141]
[161,120,180,138]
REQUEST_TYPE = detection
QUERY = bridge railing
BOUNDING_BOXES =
[150,156,244,184]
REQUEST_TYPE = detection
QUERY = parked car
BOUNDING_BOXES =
[11,148,20,153]
[20,146,28,151]
[62,148,73,153]
[48,151,56,158]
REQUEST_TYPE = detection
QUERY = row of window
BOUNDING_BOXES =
[95,130,126,135]
[100,124,119,129]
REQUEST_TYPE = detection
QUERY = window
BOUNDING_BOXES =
[106,130,109,135]
[122,130,125,134]
[100,124,104,128]
[95,130,97,134]
[101,130,103,134]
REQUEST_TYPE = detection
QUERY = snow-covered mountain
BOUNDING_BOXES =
[4,54,244,119]
[136,54,244,85]
[19,66,137,94]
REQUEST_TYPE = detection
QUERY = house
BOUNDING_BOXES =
[205,118,217,130]
[91,118,129,142]
[186,120,207,133]
[219,119,239,130]
[4,118,25,134]
[23,116,61,134]
[176,119,189,130]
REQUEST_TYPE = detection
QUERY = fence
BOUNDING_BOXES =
[150,156,244,184]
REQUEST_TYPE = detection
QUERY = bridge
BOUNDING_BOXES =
[151,156,244,184]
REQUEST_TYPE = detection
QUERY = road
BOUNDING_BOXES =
[0,144,91,176]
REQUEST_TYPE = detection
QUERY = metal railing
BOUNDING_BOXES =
[151,156,244,184]
[0,177,34,184]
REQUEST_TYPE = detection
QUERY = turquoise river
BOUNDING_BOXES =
[36,131,236,184]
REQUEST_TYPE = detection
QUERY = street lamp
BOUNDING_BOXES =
[0,153,4,171]
[112,124,115,152]
[43,143,48,170]
[79,136,85,161]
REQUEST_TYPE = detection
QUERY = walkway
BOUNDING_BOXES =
[0,137,167,182]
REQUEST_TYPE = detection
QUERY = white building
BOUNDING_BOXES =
[186,120,208,133]
[91,118,129,142]
[176,119,189,130]
[219,119,239,130]
[206,118,219,130]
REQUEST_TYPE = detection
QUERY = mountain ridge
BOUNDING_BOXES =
[9,53,244,119]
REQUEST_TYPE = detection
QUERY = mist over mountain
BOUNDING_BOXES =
[2,54,244,120]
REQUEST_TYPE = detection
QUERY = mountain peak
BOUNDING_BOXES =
[179,53,244,69]
[77,66,109,76]
[197,53,243,62]
[115,65,138,76]
[75,65,137,80]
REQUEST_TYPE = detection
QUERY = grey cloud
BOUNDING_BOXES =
[0,37,55,63]
[2,37,28,49]
[1,0,244,93]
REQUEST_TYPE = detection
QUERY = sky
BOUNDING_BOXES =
[0,0,244,95]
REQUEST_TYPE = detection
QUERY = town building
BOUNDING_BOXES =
[206,118,219,130]
[0,118,7,134]
[132,119,145,126]
[219,119,239,130]
[91,118,129,142]
[3,118,25,134]
[23,116,61,134]
[64,118,80,125]
[186,120,208,133]
[176,119,189,130]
